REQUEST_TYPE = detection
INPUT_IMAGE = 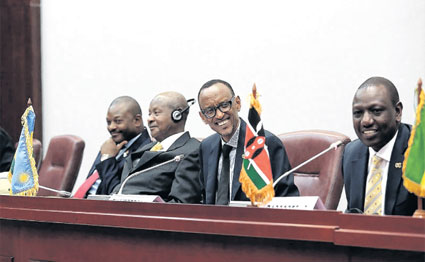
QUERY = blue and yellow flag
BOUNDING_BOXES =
[403,79,425,197]
[8,105,39,196]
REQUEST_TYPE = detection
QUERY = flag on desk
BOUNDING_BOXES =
[239,84,274,206]
[8,104,39,196]
[403,79,425,197]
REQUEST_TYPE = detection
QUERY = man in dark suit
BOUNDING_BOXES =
[74,96,151,198]
[197,79,299,205]
[0,126,15,172]
[343,76,418,216]
[109,91,201,203]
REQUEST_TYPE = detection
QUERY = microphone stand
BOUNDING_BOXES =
[39,185,72,197]
[116,154,184,195]
[273,140,343,187]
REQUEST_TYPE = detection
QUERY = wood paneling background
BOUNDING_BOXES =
[0,0,42,143]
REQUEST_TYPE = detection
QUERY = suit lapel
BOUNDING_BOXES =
[385,124,409,214]
[206,135,221,203]
[350,144,369,210]
[167,132,190,151]
[231,120,246,200]
[130,132,190,173]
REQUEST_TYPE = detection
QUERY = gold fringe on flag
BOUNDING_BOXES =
[249,83,262,115]
[8,105,39,196]
[239,167,274,206]
[402,86,425,197]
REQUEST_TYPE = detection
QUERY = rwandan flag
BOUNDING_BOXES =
[403,79,425,197]
[8,103,39,196]
[239,84,274,206]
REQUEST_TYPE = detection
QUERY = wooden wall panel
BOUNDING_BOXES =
[0,0,42,143]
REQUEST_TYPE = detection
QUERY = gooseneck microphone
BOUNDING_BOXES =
[116,154,184,195]
[273,140,345,187]
[39,185,72,197]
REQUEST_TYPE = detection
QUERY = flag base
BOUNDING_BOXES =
[413,209,425,218]
[412,198,424,218]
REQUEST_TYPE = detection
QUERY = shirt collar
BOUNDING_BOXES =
[159,131,185,151]
[369,130,398,162]
[221,119,240,148]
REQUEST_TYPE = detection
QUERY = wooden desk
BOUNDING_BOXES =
[0,195,424,262]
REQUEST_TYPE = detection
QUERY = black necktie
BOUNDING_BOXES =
[216,144,232,205]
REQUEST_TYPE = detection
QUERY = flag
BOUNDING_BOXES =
[8,104,39,196]
[239,84,274,206]
[402,79,425,197]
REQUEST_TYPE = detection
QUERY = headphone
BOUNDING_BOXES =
[171,98,195,122]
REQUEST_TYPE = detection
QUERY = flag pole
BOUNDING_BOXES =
[413,78,424,218]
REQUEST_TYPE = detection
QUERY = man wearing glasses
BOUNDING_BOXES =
[197,79,299,205]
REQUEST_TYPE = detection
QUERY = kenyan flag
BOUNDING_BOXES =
[239,84,274,205]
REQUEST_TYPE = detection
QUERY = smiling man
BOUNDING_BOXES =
[110,91,201,203]
[198,79,299,205]
[342,77,417,216]
[74,96,151,198]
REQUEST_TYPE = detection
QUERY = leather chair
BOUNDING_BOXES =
[33,138,42,170]
[278,130,350,210]
[37,135,85,196]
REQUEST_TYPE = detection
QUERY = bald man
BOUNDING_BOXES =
[77,96,151,198]
[110,92,202,203]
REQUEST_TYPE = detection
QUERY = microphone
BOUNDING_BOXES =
[273,140,345,187]
[116,154,184,195]
[38,185,72,197]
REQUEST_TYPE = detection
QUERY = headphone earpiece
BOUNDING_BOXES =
[171,98,195,123]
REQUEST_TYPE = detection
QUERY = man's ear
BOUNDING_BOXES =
[134,114,143,127]
[395,101,403,123]
[199,111,208,124]
[234,96,241,112]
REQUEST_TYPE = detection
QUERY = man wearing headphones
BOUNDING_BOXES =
[105,91,202,203]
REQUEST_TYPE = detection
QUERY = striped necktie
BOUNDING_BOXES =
[364,155,384,215]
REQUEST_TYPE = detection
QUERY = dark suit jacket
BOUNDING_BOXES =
[200,119,299,204]
[90,128,151,196]
[111,131,202,203]
[342,123,418,216]
[0,127,15,172]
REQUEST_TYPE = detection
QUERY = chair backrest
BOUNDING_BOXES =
[278,130,350,210]
[37,135,85,196]
[33,138,42,170]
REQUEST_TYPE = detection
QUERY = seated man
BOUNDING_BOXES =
[343,76,418,216]
[108,91,202,203]
[0,126,15,172]
[74,96,151,198]
[197,79,299,205]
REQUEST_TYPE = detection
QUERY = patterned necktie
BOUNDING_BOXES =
[150,142,163,151]
[364,155,384,215]
[216,144,232,205]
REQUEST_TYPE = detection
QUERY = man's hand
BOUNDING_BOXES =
[100,138,128,156]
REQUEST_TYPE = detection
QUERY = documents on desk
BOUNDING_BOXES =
[230,196,326,210]
[87,194,164,203]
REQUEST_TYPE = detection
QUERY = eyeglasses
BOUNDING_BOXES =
[201,97,235,119]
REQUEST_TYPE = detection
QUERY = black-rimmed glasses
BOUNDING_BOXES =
[201,97,235,119]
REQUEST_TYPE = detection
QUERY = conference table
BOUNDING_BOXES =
[0,195,424,261]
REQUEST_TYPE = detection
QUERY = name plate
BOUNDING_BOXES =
[229,196,326,210]
[88,194,164,203]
